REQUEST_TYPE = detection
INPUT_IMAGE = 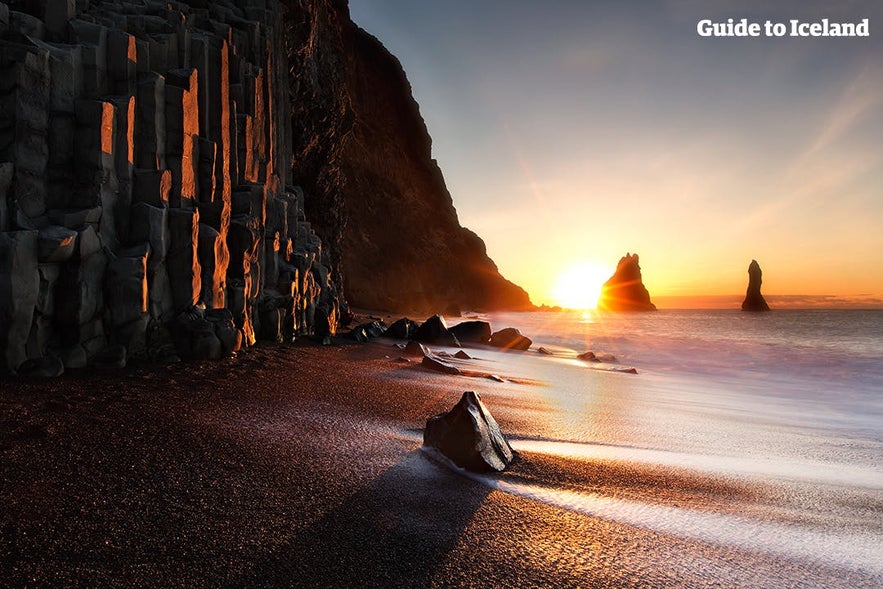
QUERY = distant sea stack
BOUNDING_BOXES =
[287,1,532,313]
[597,253,656,311]
[741,260,771,312]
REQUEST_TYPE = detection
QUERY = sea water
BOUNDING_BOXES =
[435,309,883,583]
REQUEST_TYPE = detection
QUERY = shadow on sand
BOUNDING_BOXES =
[232,449,492,588]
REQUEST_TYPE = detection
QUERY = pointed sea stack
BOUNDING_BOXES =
[597,253,657,311]
[741,260,771,312]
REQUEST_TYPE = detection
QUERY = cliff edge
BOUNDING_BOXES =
[285,0,532,313]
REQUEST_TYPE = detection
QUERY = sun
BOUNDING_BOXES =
[552,261,612,310]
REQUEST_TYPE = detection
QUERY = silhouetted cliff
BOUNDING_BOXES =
[285,0,532,312]
[597,253,656,312]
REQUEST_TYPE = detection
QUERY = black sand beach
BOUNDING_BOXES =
[2,338,879,588]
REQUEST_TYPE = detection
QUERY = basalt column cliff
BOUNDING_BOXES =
[286,0,532,313]
[0,0,345,374]
[0,0,531,374]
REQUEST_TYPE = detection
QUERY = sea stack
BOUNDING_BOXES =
[597,253,657,311]
[741,260,771,312]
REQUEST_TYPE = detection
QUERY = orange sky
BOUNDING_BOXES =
[351,1,883,308]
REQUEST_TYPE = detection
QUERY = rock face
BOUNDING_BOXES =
[741,259,770,312]
[424,391,514,472]
[597,253,657,312]
[285,1,532,313]
[0,0,344,373]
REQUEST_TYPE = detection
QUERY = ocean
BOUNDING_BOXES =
[407,309,883,586]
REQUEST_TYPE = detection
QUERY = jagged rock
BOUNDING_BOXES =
[348,320,387,342]
[385,317,419,340]
[598,253,656,311]
[423,391,515,472]
[421,354,461,375]
[742,259,771,312]
[37,225,78,263]
[489,327,532,351]
[577,351,598,362]
[172,308,222,361]
[454,350,471,360]
[537,347,553,355]
[402,340,430,358]
[414,314,448,342]
[449,320,492,344]
[206,308,241,356]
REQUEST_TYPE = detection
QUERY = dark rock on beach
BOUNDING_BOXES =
[421,354,461,375]
[385,317,420,340]
[424,391,515,472]
[742,259,771,312]
[597,253,657,312]
[414,314,449,342]
[449,320,492,344]
[489,328,532,351]
[348,320,388,342]
[402,340,431,358]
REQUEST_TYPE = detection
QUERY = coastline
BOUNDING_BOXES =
[3,330,881,587]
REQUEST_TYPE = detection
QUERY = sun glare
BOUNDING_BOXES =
[552,262,612,310]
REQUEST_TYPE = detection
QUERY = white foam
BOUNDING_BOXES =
[421,447,883,575]
[510,438,883,490]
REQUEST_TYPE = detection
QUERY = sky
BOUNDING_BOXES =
[349,1,883,308]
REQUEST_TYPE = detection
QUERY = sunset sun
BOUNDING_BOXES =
[552,262,612,310]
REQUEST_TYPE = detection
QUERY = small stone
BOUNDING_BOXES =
[421,354,461,375]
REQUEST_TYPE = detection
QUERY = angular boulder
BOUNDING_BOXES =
[348,320,387,342]
[489,327,532,351]
[413,314,449,342]
[597,253,656,311]
[385,317,419,340]
[402,340,430,358]
[741,259,770,312]
[449,320,491,344]
[424,391,515,472]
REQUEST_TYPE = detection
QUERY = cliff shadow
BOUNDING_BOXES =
[231,449,492,588]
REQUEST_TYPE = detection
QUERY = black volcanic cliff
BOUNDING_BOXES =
[0,0,529,374]
[285,0,532,312]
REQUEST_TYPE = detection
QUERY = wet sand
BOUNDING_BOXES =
[1,340,880,588]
